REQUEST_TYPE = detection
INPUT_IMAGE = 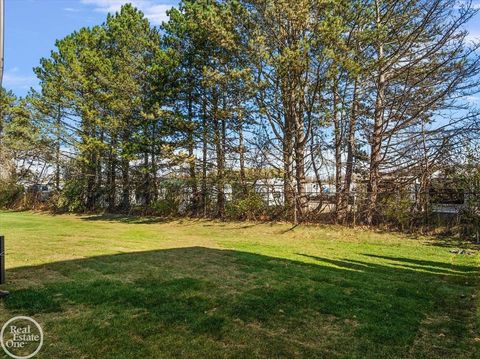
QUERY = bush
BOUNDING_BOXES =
[226,191,266,220]
[460,194,480,241]
[150,198,179,216]
[56,179,86,212]
[0,181,24,208]
[380,194,414,230]
[455,147,480,241]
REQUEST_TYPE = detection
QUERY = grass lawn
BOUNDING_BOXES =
[0,211,479,358]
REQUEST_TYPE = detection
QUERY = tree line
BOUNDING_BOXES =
[1,0,480,228]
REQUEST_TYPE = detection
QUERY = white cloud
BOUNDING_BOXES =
[80,0,176,25]
[64,7,81,12]
[470,1,480,9]
[465,30,480,43]
[465,95,480,104]
[143,4,172,24]
[456,1,480,9]
[3,68,37,90]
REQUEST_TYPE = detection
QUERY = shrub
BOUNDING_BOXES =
[150,198,179,216]
[380,194,414,230]
[455,146,480,241]
[226,191,266,220]
[56,179,86,212]
[0,181,24,208]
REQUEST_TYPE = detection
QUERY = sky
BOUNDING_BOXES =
[3,0,179,96]
[3,0,480,97]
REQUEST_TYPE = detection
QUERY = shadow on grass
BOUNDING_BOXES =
[424,237,480,251]
[80,213,203,225]
[362,254,479,273]
[1,248,478,358]
[81,214,270,230]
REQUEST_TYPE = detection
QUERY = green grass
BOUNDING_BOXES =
[0,211,479,358]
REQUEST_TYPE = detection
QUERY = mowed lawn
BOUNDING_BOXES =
[0,212,479,358]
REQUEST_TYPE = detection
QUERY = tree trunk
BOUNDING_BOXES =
[238,113,246,194]
[85,156,97,211]
[143,148,150,209]
[151,123,158,202]
[294,112,308,218]
[201,98,208,216]
[367,4,385,225]
[121,129,130,211]
[213,94,225,218]
[107,137,116,212]
[54,107,61,191]
[283,116,294,218]
[333,82,342,222]
[340,78,359,223]
[121,157,130,211]
[84,124,97,211]
[94,129,103,208]
[187,93,198,214]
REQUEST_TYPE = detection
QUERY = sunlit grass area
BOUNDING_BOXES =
[0,211,478,358]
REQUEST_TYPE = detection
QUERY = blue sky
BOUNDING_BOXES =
[3,0,480,97]
[4,0,179,96]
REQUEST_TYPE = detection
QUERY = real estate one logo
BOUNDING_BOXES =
[1,316,43,359]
